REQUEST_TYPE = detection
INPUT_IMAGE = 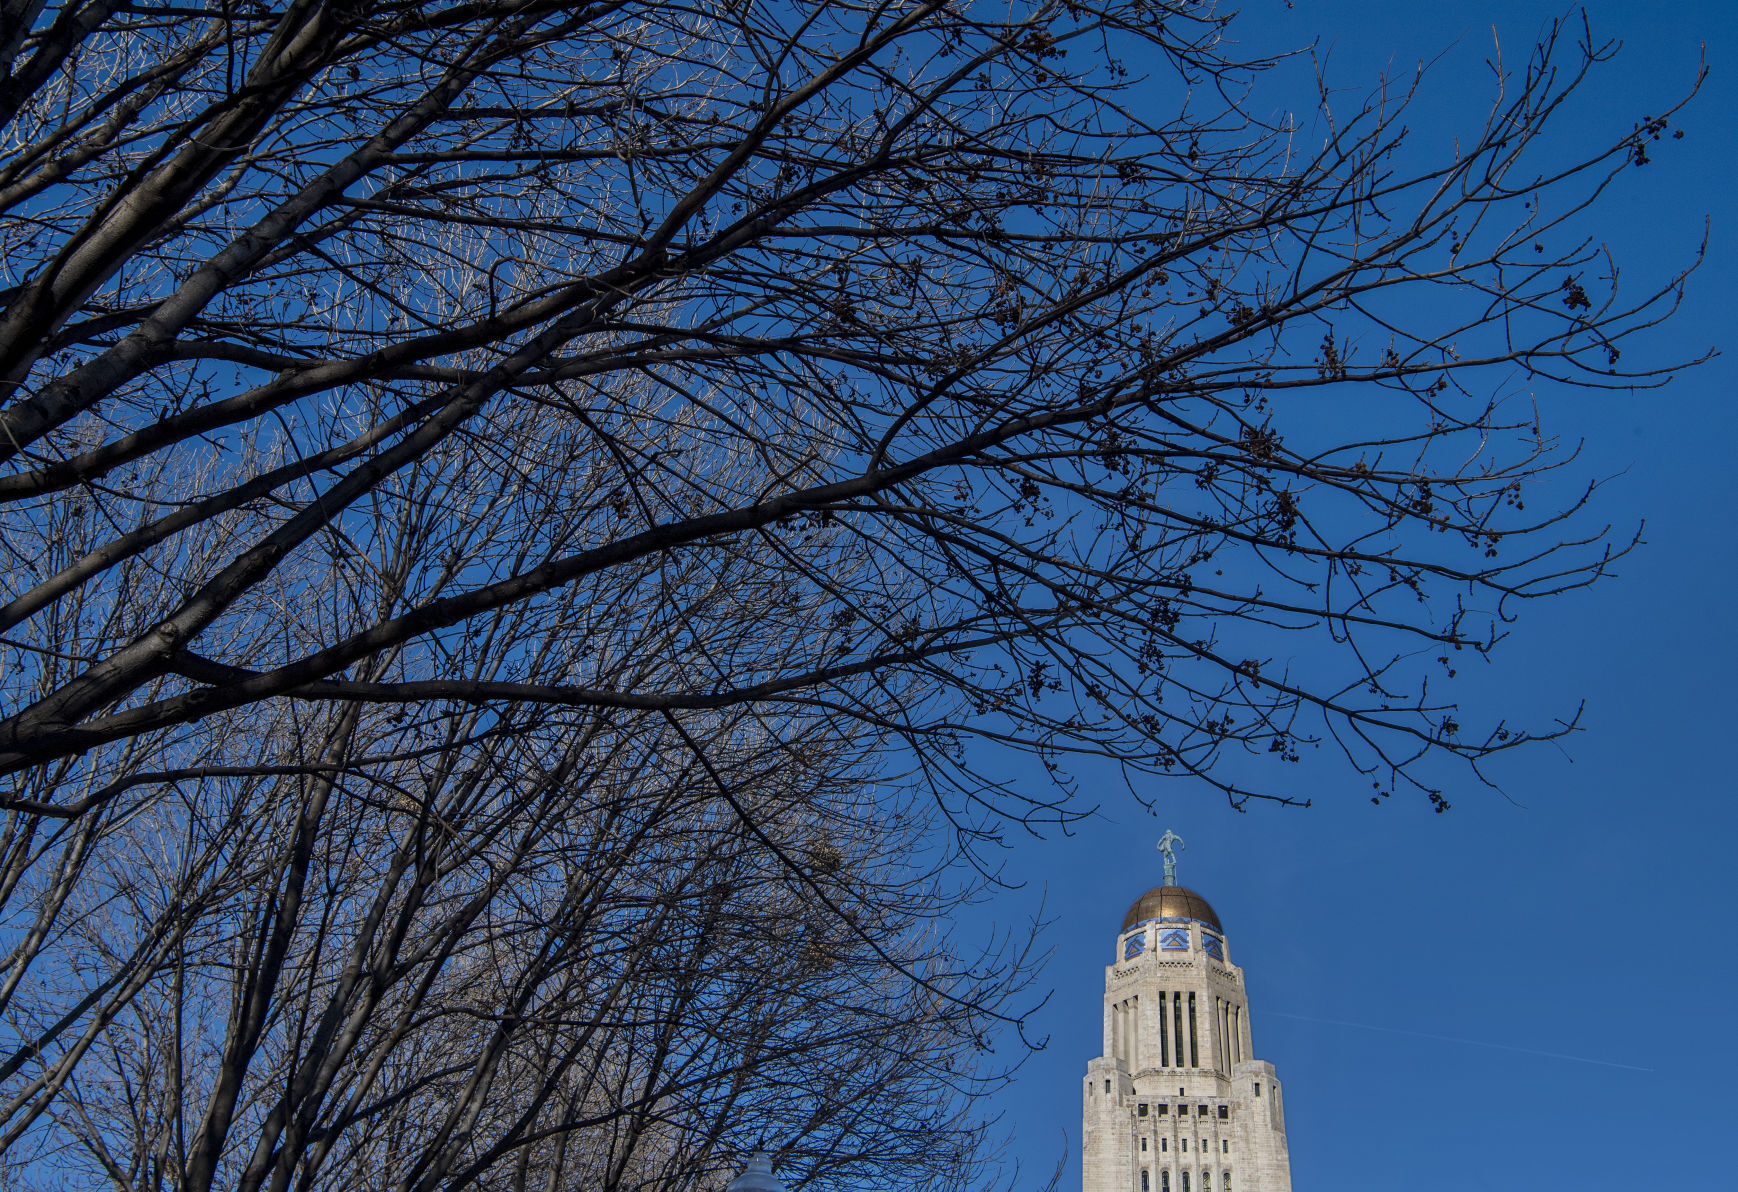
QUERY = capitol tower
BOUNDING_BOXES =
[1081,833,1293,1192]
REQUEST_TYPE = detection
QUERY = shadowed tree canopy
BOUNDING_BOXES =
[0,0,1701,1188]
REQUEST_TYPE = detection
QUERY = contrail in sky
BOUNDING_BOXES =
[1265,1010,1653,1072]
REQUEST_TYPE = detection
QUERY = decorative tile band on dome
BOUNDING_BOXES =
[1157,927,1191,951]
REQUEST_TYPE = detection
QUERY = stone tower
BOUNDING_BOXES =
[1081,834,1292,1192]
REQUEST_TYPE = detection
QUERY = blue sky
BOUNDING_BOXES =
[973,3,1736,1188]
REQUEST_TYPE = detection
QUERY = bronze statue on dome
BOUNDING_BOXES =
[1157,829,1185,886]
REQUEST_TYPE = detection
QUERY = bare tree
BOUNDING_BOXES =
[8,622,1031,1192]
[0,0,1702,1189]
[3,362,1028,1190]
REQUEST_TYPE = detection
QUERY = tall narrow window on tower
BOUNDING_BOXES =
[1221,1000,1233,1073]
[1081,833,1294,1191]
[1173,993,1185,1068]
[1188,992,1199,1068]
[1131,995,1140,1067]
[1214,997,1224,1073]
[1160,991,1171,1066]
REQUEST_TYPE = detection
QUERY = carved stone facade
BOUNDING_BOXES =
[1081,877,1292,1192]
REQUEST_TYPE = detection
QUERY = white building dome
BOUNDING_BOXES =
[727,1153,786,1192]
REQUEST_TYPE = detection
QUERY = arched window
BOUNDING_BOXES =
[1161,1173,1170,1192]
[1223,1173,1232,1192]
[1182,1173,1190,1192]
[1141,1172,1149,1192]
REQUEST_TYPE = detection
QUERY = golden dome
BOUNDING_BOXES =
[1121,884,1222,933]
